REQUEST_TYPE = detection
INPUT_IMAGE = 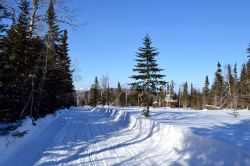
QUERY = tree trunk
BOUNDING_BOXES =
[145,92,150,117]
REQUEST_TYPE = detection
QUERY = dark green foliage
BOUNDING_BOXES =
[181,82,189,108]
[89,77,100,107]
[203,75,210,107]
[0,0,76,123]
[130,34,166,116]
[0,0,32,121]
[211,62,224,107]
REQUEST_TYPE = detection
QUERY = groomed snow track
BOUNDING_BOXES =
[1,106,250,166]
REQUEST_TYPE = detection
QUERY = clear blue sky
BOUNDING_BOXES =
[67,0,250,90]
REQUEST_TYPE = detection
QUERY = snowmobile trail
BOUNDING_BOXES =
[1,107,250,166]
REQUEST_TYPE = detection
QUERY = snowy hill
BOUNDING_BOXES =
[1,107,250,165]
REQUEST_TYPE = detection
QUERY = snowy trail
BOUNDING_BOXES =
[1,107,250,166]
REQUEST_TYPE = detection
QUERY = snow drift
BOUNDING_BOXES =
[92,107,250,166]
[1,107,250,166]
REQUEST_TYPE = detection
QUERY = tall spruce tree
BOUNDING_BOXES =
[239,64,247,108]
[58,30,76,108]
[203,75,210,108]
[0,0,31,121]
[226,64,234,108]
[130,34,166,117]
[211,62,224,107]
[245,45,250,108]
[181,82,189,108]
[232,64,238,108]
[89,77,100,107]
[40,0,62,114]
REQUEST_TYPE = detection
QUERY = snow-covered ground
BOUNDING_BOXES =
[0,106,250,165]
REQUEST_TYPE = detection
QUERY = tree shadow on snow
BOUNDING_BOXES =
[191,119,250,150]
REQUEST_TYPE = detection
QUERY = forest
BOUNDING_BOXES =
[0,0,76,123]
[1,0,250,123]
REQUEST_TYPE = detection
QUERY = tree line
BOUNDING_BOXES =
[79,76,127,108]
[80,34,250,114]
[0,0,76,124]
[178,59,250,110]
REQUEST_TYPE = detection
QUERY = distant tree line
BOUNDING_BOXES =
[177,54,250,110]
[0,0,76,123]
[79,76,127,108]
[79,36,250,111]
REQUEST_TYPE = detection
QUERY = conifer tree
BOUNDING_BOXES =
[40,0,63,114]
[58,29,76,108]
[0,0,31,121]
[211,62,224,107]
[239,64,247,108]
[116,82,122,106]
[203,75,210,108]
[170,80,175,97]
[190,83,194,108]
[181,82,189,108]
[89,77,100,107]
[130,34,166,117]
[226,64,234,108]
[232,64,238,108]
[245,45,250,108]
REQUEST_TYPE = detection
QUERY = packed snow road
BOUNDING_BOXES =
[1,107,250,166]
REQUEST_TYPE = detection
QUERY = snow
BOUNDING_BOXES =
[0,106,250,165]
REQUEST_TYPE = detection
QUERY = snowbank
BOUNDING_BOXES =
[0,109,68,160]
[92,107,250,165]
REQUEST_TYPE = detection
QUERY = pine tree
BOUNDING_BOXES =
[211,62,224,107]
[239,64,247,108]
[58,29,76,108]
[203,75,210,108]
[116,82,122,106]
[245,45,250,108]
[190,83,194,108]
[232,64,238,108]
[181,82,189,108]
[89,77,100,107]
[0,0,31,121]
[170,80,175,97]
[130,34,166,117]
[40,0,63,114]
[226,64,234,108]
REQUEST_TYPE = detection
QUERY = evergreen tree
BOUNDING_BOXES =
[40,0,62,114]
[245,45,250,108]
[116,82,122,106]
[130,34,166,117]
[226,64,234,108]
[181,82,189,108]
[211,62,224,107]
[232,64,238,108]
[203,75,210,108]
[0,0,31,121]
[89,77,100,107]
[239,64,247,108]
[190,83,194,108]
[58,30,76,108]
[170,80,175,97]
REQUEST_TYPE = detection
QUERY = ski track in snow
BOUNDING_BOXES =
[1,107,250,166]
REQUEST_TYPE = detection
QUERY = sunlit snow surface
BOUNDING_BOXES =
[1,106,250,166]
